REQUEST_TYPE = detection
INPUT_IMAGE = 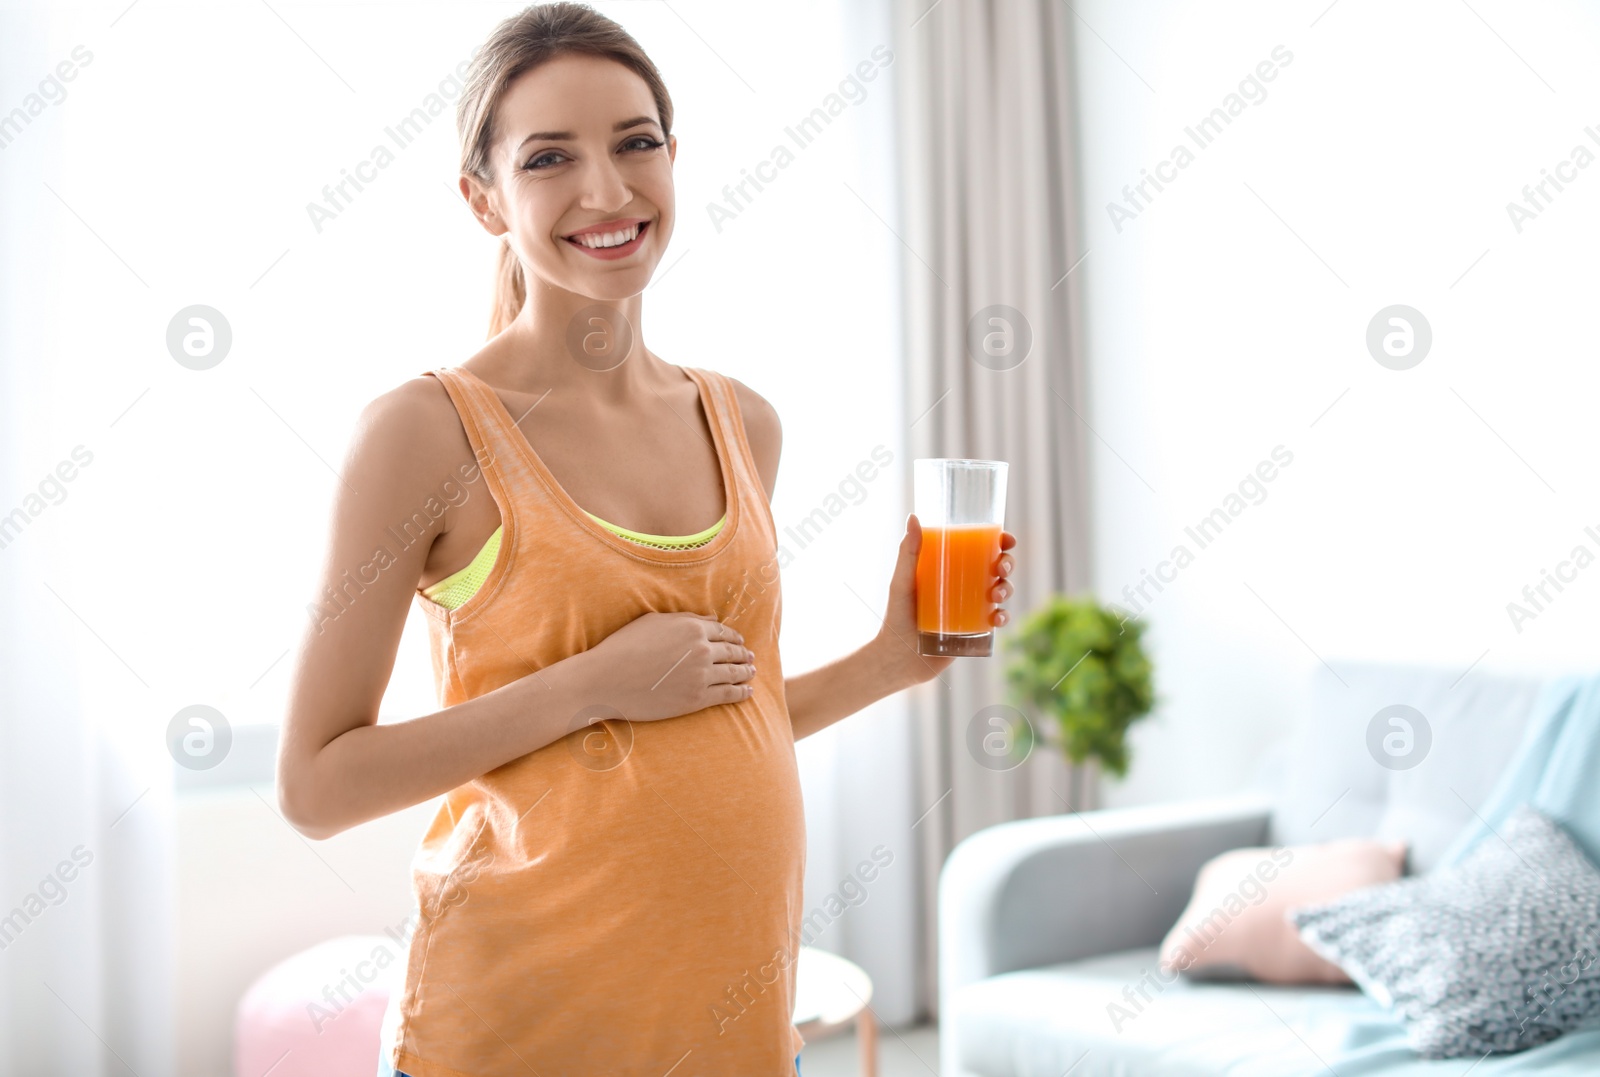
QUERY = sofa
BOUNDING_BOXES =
[938,661,1600,1076]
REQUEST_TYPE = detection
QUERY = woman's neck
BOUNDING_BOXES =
[488,286,672,402]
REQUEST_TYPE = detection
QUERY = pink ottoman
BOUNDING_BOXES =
[234,934,403,1077]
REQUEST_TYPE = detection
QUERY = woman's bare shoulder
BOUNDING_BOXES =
[365,370,453,419]
[721,373,781,500]
[360,373,466,452]
[343,373,475,499]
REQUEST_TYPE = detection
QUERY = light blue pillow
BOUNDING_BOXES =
[1290,804,1600,1059]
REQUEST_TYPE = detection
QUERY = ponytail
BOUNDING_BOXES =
[489,238,528,339]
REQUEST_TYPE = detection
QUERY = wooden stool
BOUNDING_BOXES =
[793,946,878,1077]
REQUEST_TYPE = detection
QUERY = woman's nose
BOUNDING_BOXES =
[577,155,630,210]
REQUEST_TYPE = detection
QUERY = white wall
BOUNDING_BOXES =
[1073,0,1600,809]
[174,788,432,1077]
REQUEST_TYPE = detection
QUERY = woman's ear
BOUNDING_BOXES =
[459,173,508,238]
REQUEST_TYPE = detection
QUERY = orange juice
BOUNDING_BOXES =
[916,523,1002,655]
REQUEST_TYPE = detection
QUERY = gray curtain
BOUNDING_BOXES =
[890,0,1095,1019]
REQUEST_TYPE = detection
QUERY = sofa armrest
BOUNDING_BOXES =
[938,792,1272,1005]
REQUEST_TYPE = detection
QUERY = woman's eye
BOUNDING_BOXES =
[523,137,661,171]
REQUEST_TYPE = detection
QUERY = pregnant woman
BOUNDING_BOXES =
[275,4,1016,1075]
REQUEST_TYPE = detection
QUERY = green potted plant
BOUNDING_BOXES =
[1001,594,1156,802]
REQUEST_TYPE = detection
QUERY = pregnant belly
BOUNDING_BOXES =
[402,694,806,1069]
[418,691,804,934]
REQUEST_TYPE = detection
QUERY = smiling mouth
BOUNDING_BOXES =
[564,221,649,251]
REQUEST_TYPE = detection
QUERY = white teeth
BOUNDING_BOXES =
[572,224,640,249]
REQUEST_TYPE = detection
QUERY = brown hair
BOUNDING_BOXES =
[456,2,674,339]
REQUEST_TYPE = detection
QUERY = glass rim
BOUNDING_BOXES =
[913,457,1008,469]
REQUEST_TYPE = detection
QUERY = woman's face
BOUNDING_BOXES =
[468,53,676,302]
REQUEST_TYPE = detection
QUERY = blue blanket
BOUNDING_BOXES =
[1439,670,1600,869]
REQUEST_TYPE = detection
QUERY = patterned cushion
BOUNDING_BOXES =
[1289,804,1600,1058]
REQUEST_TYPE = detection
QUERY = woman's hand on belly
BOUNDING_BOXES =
[573,610,758,720]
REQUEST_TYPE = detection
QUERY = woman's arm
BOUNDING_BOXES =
[723,377,1017,742]
[276,377,606,840]
[785,636,916,741]
[785,516,1016,740]
[281,377,755,840]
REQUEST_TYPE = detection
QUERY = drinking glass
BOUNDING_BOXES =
[913,458,1008,657]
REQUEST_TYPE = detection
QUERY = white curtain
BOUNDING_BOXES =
[0,7,176,1075]
[890,0,1095,1017]
[790,0,922,1030]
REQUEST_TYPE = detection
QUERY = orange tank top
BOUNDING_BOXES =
[389,364,806,1077]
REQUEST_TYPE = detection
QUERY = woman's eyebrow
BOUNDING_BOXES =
[516,116,660,151]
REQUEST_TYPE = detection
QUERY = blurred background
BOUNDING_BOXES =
[1,1,1597,1075]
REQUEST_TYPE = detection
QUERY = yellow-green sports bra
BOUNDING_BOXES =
[420,511,727,610]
